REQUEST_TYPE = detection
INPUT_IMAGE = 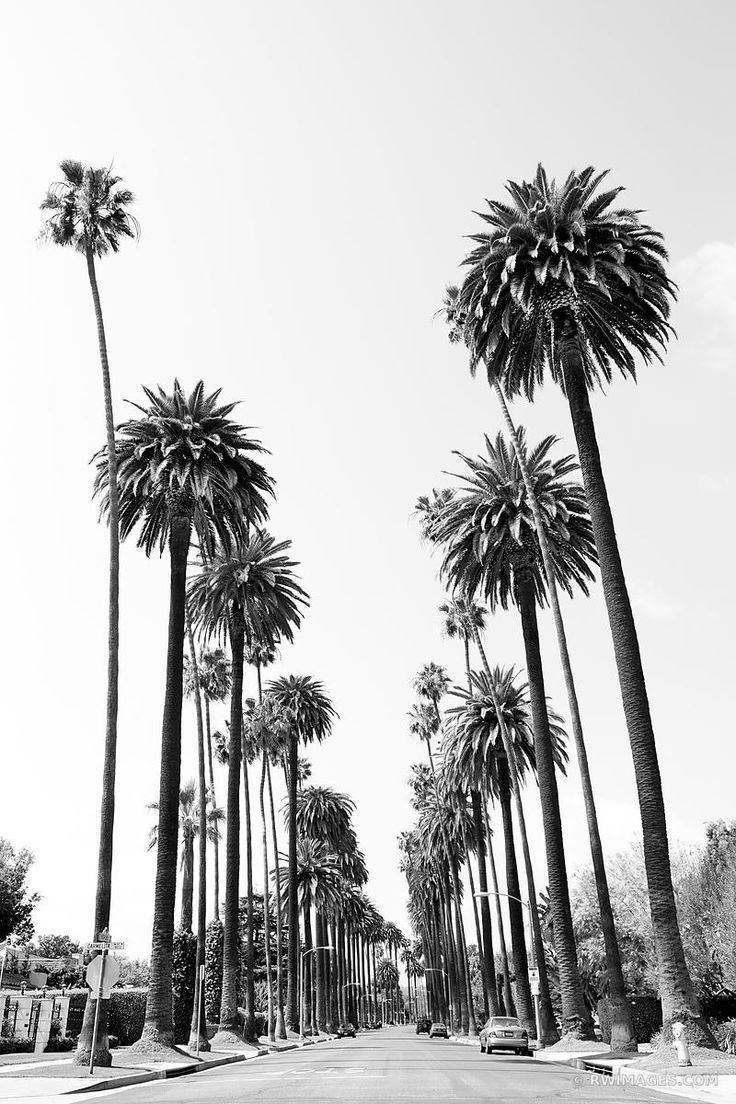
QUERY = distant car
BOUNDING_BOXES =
[429,1022,449,1039]
[479,1016,530,1056]
[337,1023,356,1038]
[415,1017,431,1035]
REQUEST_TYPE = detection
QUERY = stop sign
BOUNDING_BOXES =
[86,954,120,998]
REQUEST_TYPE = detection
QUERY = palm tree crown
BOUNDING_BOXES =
[413,662,450,708]
[188,531,308,648]
[146,779,224,852]
[94,381,272,555]
[185,648,232,704]
[277,839,343,915]
[266,676,337,746]
[435,431,596,610]
[295,787,356,853]
[445,164,675,394]
[439,597,487,642]
[40,160,139,256]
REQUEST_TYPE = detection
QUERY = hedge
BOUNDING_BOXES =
[172,930,197,1044]
[205,920,224,1024]
[107,989,148,1046]
[0,1036,34,1054]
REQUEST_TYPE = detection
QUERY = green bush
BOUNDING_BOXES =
[205,920,223,1024]
[108,989,147,1046]
[717,1020,736,1055]
[630,995,662,1043]
[172,930,197,1044]
[0,1036,34,1054]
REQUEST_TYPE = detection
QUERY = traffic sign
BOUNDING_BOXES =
[86,954,120,998]
[89,941,125,951]
[528,967,540,995]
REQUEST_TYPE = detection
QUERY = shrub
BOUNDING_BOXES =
[717,1020,736,1055]
[629,995,662,1043]
[0,1036,34,1055]
[108,989,147,1046]
[45,1035,75,1052]
[703,989,736,1023]
[205,920,224,1024]
[172,930,197,1044]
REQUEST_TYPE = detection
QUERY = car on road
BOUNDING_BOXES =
[415,1016,431,1035]
[336,1023,357,1038]
[429,1022,449,1039]
[479,1015,530,1056]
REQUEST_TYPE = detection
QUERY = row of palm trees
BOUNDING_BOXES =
[401,164,713,1048]
[39,160,403,1061]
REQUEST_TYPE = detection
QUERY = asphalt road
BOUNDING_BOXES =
[74,1028,703,1104]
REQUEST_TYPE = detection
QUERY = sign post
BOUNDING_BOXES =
[85,933,123,1075]
[528,968,541,1045]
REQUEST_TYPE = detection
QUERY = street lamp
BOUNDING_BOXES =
[300,945,333,1045]
[473,891,541,1044]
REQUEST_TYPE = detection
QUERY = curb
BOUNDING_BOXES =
[67,1051,255,1095]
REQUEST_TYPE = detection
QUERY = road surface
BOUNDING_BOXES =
[75,1027,703,1103]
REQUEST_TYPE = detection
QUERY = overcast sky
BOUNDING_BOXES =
[1,0,735,959]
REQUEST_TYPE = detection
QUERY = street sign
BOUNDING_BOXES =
[89,941,125,951]
[85,954,120,998]
[528,967,540,995]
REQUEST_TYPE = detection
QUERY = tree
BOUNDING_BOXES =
[435,431,596,1039]
[40,161,139,1066]
[34,934,82,959]
[189,533,307,1046]
[184,647,231,921]
[448,165,708,1042]
[0,841,38,943]
[266,676,337,1030]
[95,381,272,1054]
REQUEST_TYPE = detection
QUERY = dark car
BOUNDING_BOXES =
[429,1022,449,1039]
[336,1023,356,1038]
[415,1016,431,1035]
[479,1015,530,1056]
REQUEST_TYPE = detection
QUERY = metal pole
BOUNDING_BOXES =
[88,951,106,1076]
[195,963,205,1058]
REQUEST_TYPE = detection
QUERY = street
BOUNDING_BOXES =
[69,1028,703,1104]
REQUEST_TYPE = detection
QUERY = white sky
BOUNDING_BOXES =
[1,0,735,959]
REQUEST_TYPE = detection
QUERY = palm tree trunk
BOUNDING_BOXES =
[187,616,210,1053]
[559,347,710,1041]
[286,733,299,1029]
[515,570,593,1039]
[75,249,120,1068]
[497,762,535,1036]
[471,791,498,1016]
[204,698,220,923]
[259,747,275,1045]
[494,380,635,1049]
[241,750,256,1043]
[483,796,514,1016]
[329,919,339,1032]
[180,838,194,933]
[455,886,477,1034]
[133,513,191,1052]
[303,907,314,1035]
[265,760,286,1038]
[212,612,244,1045]
[315,911,326,1032]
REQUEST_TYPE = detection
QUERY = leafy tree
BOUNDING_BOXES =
[0,839,38,942]
[96,381,272,1054]
[34,934,81,959]
[447,165,706,1042]
[40,162,138,1067]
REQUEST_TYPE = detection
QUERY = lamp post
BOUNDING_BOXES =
[473,891,541,1045]
[300,945,333,1045]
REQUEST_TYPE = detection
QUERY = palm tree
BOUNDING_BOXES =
[435,432,596,1038]
[448,165,709,1041]
[146,782,224,934]
[277,839,342,1036]
[446,667,565,1041]
[189,534,307,1046]
[95,381,271,1053]
[40,161,139,1067]
[267,676,337,1030]
[184,648,231,921]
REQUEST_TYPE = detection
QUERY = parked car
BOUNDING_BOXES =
[429,1022,449,1039]
[415,1016,431,1035]
[337,1023,356,1038]
[479,1016,530,1056]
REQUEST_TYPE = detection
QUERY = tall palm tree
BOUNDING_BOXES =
[448,166,709,1041]
[446,667,566,1041]
[146,782,224,933]
[435,432,596,1038]
[40,161,139,1067]
[267,676,337,1030]
[95,381,271,1053]
[189,534,307,1046]
[184,648,231,921]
